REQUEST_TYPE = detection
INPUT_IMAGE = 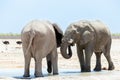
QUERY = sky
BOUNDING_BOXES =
[0,0,120,34]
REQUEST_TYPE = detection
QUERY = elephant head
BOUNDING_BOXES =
[60,21,95,59]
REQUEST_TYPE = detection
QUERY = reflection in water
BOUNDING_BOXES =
[0,68,119,80]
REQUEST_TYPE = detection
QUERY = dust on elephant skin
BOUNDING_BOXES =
[21,20,63,77]
[60,20,114,72]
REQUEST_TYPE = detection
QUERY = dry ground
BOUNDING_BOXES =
[0,39,120,80]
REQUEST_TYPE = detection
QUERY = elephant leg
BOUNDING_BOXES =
[85,46,93,72]
[46,54,52,73]
[104,45,114,70]
[76,45,86,72]
[34,61,43,77]
[34,52,43,77]
[23,54,31,77]
[51,48,58,75]
[77,50,86,72]
[94,52,102,71]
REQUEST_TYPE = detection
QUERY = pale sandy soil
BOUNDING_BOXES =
[0,39,120,80]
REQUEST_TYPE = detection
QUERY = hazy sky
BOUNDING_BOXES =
[0,0,120,33]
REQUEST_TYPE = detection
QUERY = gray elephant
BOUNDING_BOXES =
[60,20,114,72]
[21,20,63,77]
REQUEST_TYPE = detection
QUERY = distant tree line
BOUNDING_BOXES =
[0,33,20,39]
[0,33,120,39]
[112,33,120,39]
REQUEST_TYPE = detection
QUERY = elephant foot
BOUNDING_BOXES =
[81,69,91,72]
[47,61,52,73]
[23,74,30,77]
[81,66,91,72]
[81,66,87,72]
[85,69,91,72]
[53,72,58,75]
[35,75,44,77]
[108,64,115,70]
[47,68,52,73]
[81,70,86,72]
[34,72,44,77]
[94,67,101,71]
[94,64,101,71]
[81,69,87,72]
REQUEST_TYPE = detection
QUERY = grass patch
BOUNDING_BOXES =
[0,33,20,36]
[0,33,20,39]
[112,33,120,36]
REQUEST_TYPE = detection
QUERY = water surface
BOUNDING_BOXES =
[0,68,119,80]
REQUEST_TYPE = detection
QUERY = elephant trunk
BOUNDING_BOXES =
[60,43,72,59]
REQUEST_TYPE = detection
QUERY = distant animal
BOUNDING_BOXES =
[16,41,22,45]
[2,41,10,50]
[21,20,63,77]
[2,41,9,45]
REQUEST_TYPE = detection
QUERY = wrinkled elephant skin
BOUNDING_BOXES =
[21,20,63,77]
[60,20,114,72]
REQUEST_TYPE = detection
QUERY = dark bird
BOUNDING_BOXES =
[2,41,9,45]
[16,41,22,45]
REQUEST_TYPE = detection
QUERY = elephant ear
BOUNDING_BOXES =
[52,23,63,47]
[81,23,94,44]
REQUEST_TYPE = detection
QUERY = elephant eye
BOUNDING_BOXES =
[62,38,69,44]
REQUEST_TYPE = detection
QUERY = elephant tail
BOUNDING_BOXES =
[25,30,35,55]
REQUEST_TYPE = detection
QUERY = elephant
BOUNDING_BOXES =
[60,20,115,72]
[21,20,63,77]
